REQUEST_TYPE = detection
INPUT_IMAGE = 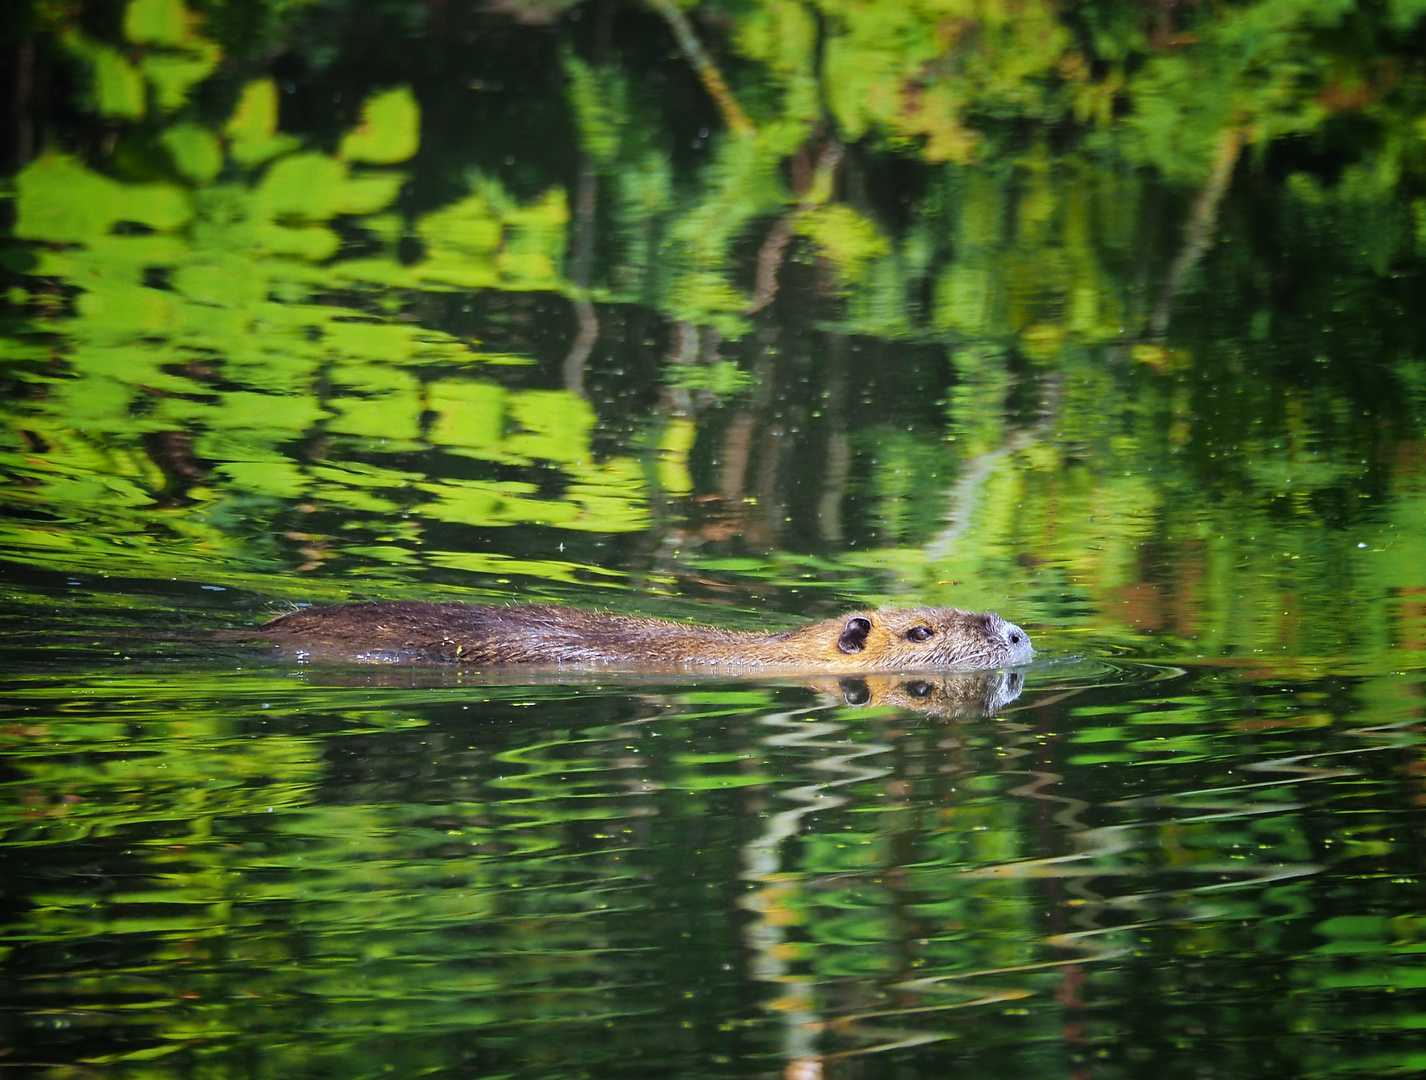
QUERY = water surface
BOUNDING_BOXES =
[3,0,1426,1075]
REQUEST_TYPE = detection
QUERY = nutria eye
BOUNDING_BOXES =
[907,626,934,643]
[1009,631,1023,644]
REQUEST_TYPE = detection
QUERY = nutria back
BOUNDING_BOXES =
[254,602,1034,673]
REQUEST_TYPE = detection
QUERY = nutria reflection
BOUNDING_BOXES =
[807,671,1025,718]
[254,601,1034,673]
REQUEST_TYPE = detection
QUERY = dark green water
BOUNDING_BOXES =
[3,0,1426,1076]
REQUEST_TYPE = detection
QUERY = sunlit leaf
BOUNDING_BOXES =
[141,45,220,111]
[256,152,346,220]
[794,204,890,284]
[339,173,405,215]
[427,380,511,458]
[326,388,424,441]
[506,390,595,463]
[124,0,195,46]
[225,79,300,167]
[160,122,222,183]
[338,87,420,165]
[656,417,696,496]
[255,222,341,261]
[90,44,147,119]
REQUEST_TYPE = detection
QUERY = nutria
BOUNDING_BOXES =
[253,602,1033,673]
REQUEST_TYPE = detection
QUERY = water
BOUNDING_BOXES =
[3,583,1422,1076]
[3,0,1426,1076]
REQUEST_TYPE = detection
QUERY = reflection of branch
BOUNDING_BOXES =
[746,140,844,314]
[648,0,754,136]
[926,375,1060,562]
[1149,126,1245,338]
[717,341,776,537]
[740,708,894,1073]
[925,430,1033,561]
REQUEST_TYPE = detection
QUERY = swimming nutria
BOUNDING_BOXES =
[254,602,1033,673]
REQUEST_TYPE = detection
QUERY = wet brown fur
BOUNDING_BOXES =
[255,602,1034,673]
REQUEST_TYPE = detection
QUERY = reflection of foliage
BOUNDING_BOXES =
[3,4,1426,1074]
[0,0,655,596]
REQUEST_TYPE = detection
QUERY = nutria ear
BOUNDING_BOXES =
[837,616,872,654]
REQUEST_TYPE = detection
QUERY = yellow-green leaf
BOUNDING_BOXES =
[338,87,420,165]
[141,48,219,112]
[338,173,405,215]
[225,80,299,167]
[14,154,127,243]
[92,46,147,119]
[256,153,346,220]
[160,123,222,183]
[124,0,194,46]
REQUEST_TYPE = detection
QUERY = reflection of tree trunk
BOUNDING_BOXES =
[647,0,753,136]
[562,147,600,397]
[717,339,779,538]
[662,320,700,415]
[719,335,776,502]
[1149,126,1245,338]
[12,41,34,169]
[718,413,756,504]
[562,0,613,397]
[816,335,850,546]
[753,421,787,548]
[745,217,795,315]
[563,296,598,397]
[143,430,206,507]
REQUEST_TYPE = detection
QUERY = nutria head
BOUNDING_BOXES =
[830,607,1033,671]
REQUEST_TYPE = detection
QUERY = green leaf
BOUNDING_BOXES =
[427,380,510,457]
[124,0,194,46]
[794,204,890,284]
[14,154,127,243]
[254,223,340,261]
[256,152,347,220]
[225,80,300,168]
[326,389,423,441]
[338,87,420,165]
[13,154,191,242]
[141,46,220,111]
[339,173,405,215]
[92,45,147,119]
[160,123,222,183]
[215,459,310,498]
